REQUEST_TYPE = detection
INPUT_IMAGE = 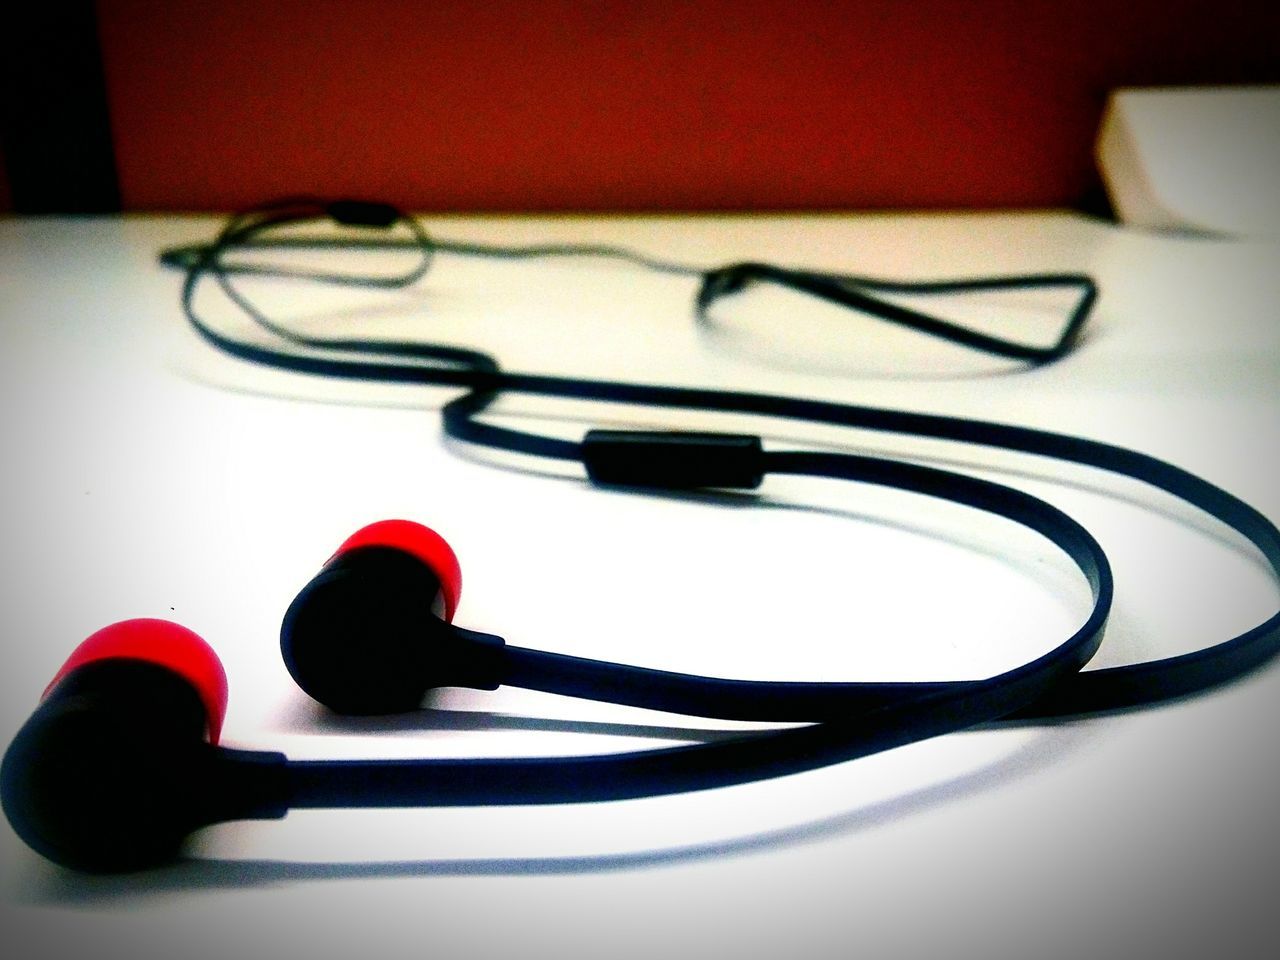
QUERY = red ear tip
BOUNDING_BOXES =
[334,519,463,621]
[44,619,230,744]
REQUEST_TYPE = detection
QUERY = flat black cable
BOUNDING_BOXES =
[213,197,435,296]
[172,202,1280,722]
[159,234,703,278]
[181,201,495,379]
[695,262,1096,363]
[163,200,1097,363]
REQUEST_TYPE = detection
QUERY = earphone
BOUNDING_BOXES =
[4,198,1278,873]
[5,493,1109,873]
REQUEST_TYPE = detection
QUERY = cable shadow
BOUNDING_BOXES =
[693,314,1069,384]
[287,703,761,744]
[15,720,1102,906]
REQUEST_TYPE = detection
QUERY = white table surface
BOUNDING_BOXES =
[1,210,1278,960]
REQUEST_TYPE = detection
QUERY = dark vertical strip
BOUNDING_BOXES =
[0,1,120,213]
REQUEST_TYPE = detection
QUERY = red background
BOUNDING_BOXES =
[11,0,1280,211]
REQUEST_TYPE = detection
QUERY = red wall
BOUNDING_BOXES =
[96,0,1280,211]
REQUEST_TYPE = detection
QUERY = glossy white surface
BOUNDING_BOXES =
[1,211,1277,959]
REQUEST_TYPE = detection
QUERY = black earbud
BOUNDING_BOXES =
[0,620,286,872]
[280,519,506,715]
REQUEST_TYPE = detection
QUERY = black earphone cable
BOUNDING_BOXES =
[13,199,1278,874]
[166,196,1096,362]
[169,200,1280,726]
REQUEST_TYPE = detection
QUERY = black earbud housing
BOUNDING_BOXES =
[281,546,505,715]
[1,659,286,872]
